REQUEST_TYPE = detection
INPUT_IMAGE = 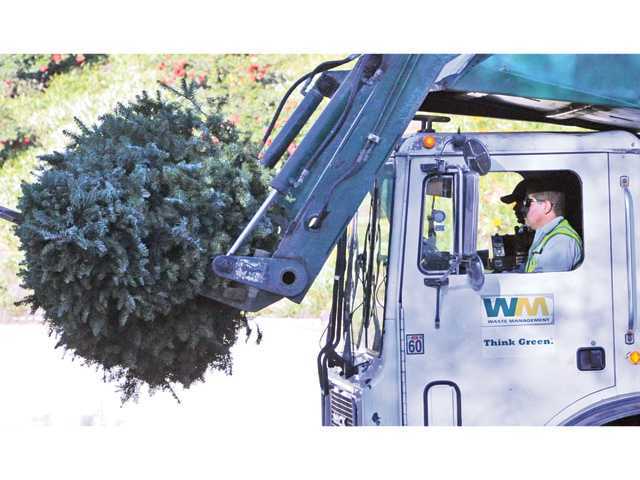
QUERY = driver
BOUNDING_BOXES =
[521,181,583,273]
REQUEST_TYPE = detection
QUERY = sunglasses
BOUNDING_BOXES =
[523,197,546,208]
[522,197,539,208]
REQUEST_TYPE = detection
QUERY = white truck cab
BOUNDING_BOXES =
[200,54,640,427]
[325,129,640,426]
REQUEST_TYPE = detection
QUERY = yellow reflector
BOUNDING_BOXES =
[423,135,436,149]
[629,351,640,365]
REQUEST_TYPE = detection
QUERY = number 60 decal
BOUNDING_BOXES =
[406,334,425,355]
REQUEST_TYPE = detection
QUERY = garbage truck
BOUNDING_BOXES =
[205,54,640,426]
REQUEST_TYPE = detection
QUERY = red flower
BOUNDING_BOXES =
[174,67,186,78]
[39,65,48,73]
[22,137,30,145]
[247,64,269,82]
[257,65,271,81]
[158,62,166,70]
[197,74,207,85]
[75,54,85,65]
[51,54,62,64]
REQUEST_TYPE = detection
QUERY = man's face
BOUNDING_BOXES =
[524,195,549,230]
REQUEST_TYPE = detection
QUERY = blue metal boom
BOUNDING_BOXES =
[206,54,458,311]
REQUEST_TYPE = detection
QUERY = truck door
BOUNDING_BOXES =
[400,150,615,426]
[607,154,640,396]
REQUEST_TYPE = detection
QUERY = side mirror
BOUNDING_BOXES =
[459,170,479,257]
[462,138,491,175]
[467,253,485,291]
[459,170,485,290]
[424,167,485,294]
[452,134,491,175]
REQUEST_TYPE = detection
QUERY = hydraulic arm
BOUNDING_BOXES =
[206,54,465,311]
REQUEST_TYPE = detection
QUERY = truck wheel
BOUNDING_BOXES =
[603,415,640,426]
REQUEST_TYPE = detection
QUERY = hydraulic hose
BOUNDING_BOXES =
[260,73,340,169]
[317,232,347,395]
[261,54,360,148]
[296,55,383,184]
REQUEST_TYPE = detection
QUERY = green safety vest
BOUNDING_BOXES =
[524,219,583,273]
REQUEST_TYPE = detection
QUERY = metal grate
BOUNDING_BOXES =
[329,389,357,426]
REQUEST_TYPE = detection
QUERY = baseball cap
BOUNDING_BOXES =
[500,179,528,204]
[525,178,565,196]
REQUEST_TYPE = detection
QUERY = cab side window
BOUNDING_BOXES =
[420,175,455,273]
[478,170,583,274]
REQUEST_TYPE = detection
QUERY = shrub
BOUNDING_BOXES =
[0,54,107,98]
[0,132,36,167]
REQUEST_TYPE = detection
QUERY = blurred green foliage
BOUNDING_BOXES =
[0,54,586,321]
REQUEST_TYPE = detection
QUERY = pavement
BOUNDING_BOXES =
[0,316,327,427]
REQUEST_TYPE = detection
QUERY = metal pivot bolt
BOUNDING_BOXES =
[213,256,234,274]
[307,216,322,230]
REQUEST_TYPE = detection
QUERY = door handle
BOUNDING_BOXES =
[622,176,636,345]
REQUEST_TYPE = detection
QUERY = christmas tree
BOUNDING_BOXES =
[15,82,275,401]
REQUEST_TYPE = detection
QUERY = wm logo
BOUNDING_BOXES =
[483,296,550,318]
